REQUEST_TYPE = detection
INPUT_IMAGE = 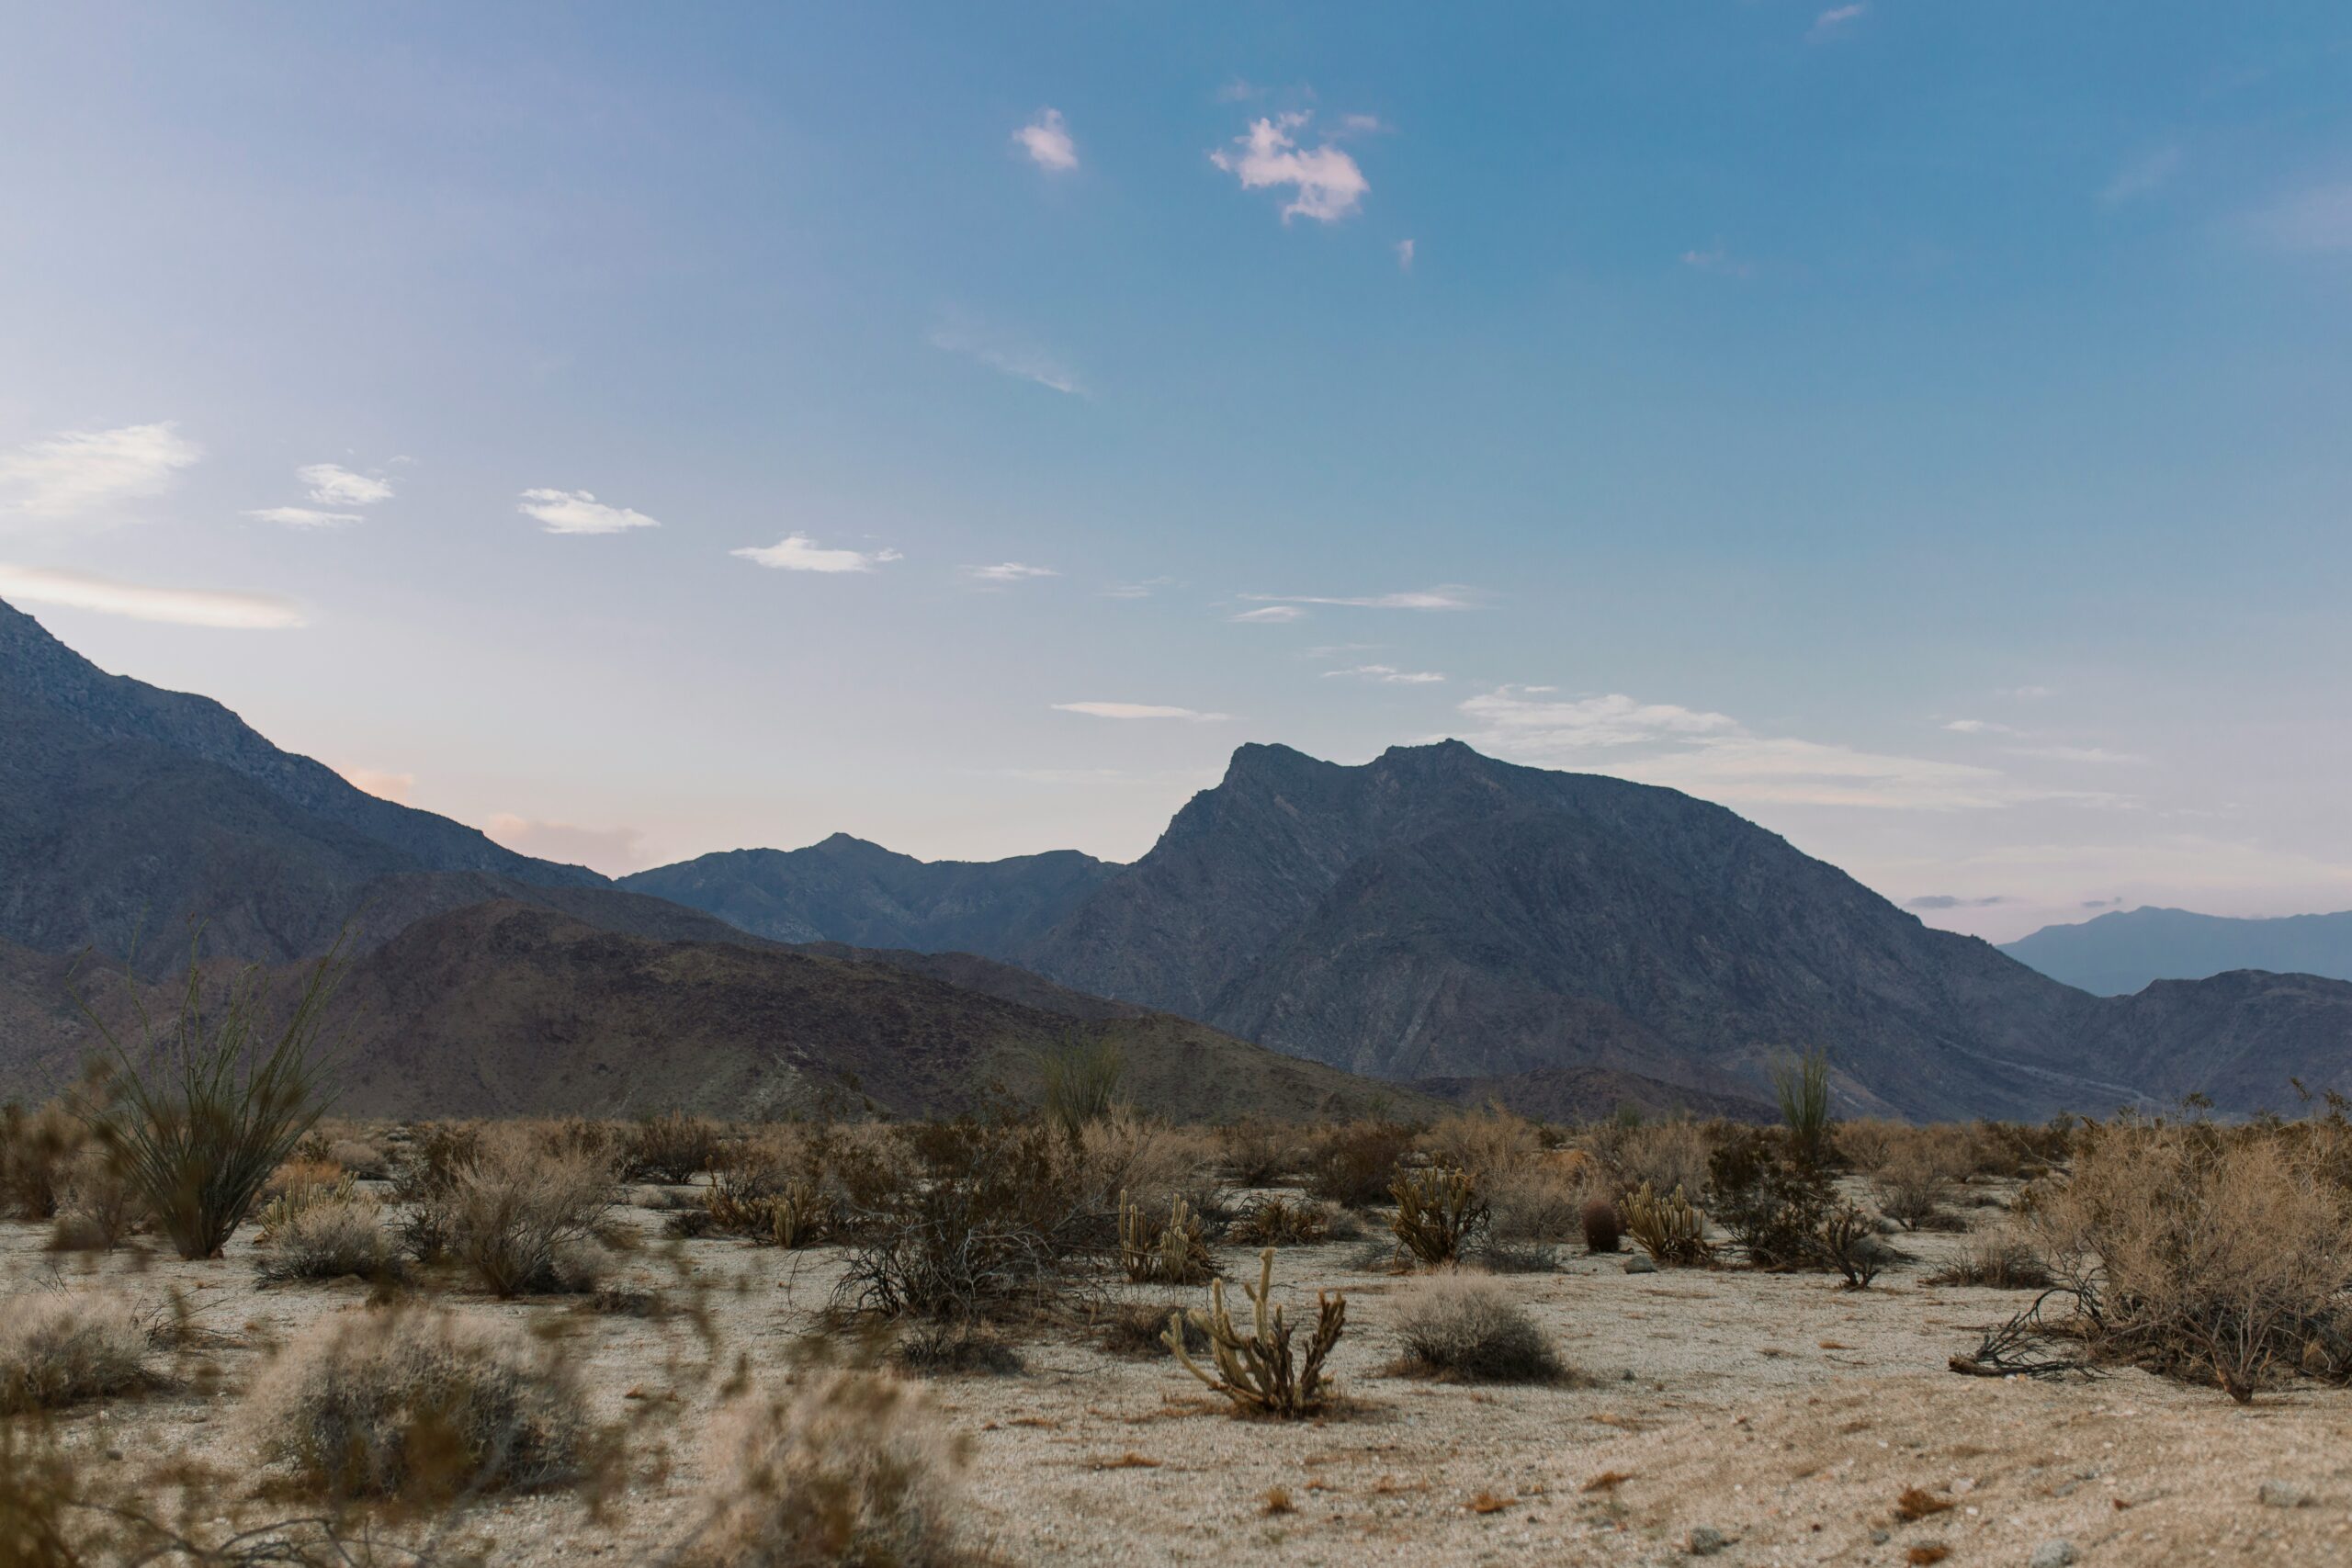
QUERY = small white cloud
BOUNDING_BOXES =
[0,422,202,523]
[1240,585,1477,611]
[1943,718,2017,735]
[964,561,1059,583]
[1681,242,1754,278]
[1210,112,1369,223]
[1230,604,1306,624]
[336,764,415,804]
[0,562,303,628]
[930,315,1086,396]
[732,534,903,573]
[485,813,648,875]
[1215,78,1261,104]
[1102,576,1179,599]
[296,463,392,506]
[1395,238,1416,272]
[1014,108,1079,173]
[2099,146,2181,206]
[519,489,662,536]
[1810,4,1867,38]
[1324,663,1445,684]
[1052,701,1231,721]
[246,506,361,529]
[2248,182,2352,254]
[1335,113,1387,138]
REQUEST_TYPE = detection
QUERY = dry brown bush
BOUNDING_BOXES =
[1422,1107,1542,1179]
[1305,1119,1419,1207]
[1079,1109,1213,1214]
[691,1370,973,1568]
[254,1192,405,1284]
[1,1100,85,1220]
[404,1123,616,1295]
[0,1292,154,1413]
[1485,1161,1589,1242]
[243,1304,597,1501]
[2029,1118,2352,1400]
[48,1139,144,1252]
[1227,1193,1340,1247]
[1924,1229,2056,1290]
[1389,1273,1569,1384]
[622,1111,724,1184]
[1218,1118,1300,1186]
[1595,1120,1712,1198]
[1872,1142,1972,1232]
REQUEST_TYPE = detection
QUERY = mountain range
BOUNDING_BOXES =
[2002,906,2352,996]
[5,595,2349,1122]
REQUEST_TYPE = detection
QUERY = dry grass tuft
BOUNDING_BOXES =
[1894,1486,1954,1521]
[693,1370,973,1567]
[1261,1486,1295,1516]
[1227,1193,1338,1247]
[1923,1231,2055,1290]
[242,1304,596,1501]
[1389,1273,1570,1384]
[0,1292,155,1413]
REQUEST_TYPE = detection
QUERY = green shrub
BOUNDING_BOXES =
[1706,1128,1833,1268]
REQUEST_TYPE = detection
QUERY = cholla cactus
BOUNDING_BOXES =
[1389,1164,1487,1266]
[1118,1190,1214,1284]
[1623,1181,1710,1265]
[1163,1247,1344,1417]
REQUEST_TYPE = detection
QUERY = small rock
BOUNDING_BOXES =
[2257,1481,2312,1509]
[1870,1529,1891,1544]
[2030,1540,2078,1568]
[1687,1525,1730,1557]
[1624,1255,1658,1274]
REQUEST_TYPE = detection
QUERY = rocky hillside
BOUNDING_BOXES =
[619,835,1113,955]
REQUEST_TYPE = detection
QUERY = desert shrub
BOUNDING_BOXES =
[401,1124,615,1295]
[1305,1119,1419,1207]
[1623,1182,1710,1266]
[243,1306,595,1501]
[1772,1049,1836,1170]
[1422,1107,1541,1179]
[1390,1273,1567,1383]
[325,1136,388,1179]
[1973,1115,2078,1179]
[1095,1300,1206,1359]
[707,1134,838,1247]
[0,1292,154,1414]
[387,1121,481,1259]
[1036,1033,1125,1138]
[1077,1109,1213,1218]
[254,1162,356,1238]
[1390,1165,1488,1267]
[1227,1193,1337,1247]
[1163,1247,1345,1418]
[622,1111,723,1185]
[1925,1232,2056,1290]
[1,1100,85,1220]
[80,946,345,1260]
[1115,1190,1216,1285]
[1219,1119,1299,1186]
[1485,1160,1588,1242]
[1707,1128,1834,1268]
[2028,1118,2352,1400]
[254,1193,404,1285]
[1812,1202,1893,1289]
[889,1323,1025,1379]
[1464,1237,1557,1273]
[1596,1120,1712,1199]
[1580,1195,1622,1253]
[1873,1145,1968,1232]
[48,1138,143,1252]
[833,1118,1090,1324]
[692,1370,972,1568]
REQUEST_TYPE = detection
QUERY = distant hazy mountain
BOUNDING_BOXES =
[0,599,600,968]
[619,835,1114,956]
[2003,907,2352,996]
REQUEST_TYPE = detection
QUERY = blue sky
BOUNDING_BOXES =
[3,3,2349,941]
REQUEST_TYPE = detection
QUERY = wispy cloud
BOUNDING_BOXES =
[1052,701,1231,721]
[732,534,903,573]
[246,506,362,529]
[2007,744,2148,765]
[1102,577,1179,599]
[1906,893,2008,910]
[297,463,393,506]
[1240,585,1478,612]
[2100,146,2181,206]
[1453,686,2124,811]
[963,561,1058,584]
[2247,181,2352,254]
[1810,4,1867,39]
[519,489,662,536]
[0,422,202,523]
[1944,718,2017,735]
[930,314,1086,396]
[1680,242,1754,278]
[1999,685,2055,700]
[1210,112,1370,223]
[335,764,415,804]
[485,813,648,875]
[1395,238,1416,273]
[1325,664,1444,684]
[1230,604,1306,624]
[1013,108,1079,172]
[0,562,303,628]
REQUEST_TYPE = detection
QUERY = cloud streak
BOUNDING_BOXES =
[519,489,662,536]
[963,561,1058,583]
[1053,701,1231,721]
[1240,585,1478,612]
[0,422,202,523]
[930,316,1086,396]
[1324,664,1444,684]
[732,534,902,572]
[0,562,303,628]
[246,506,362,529]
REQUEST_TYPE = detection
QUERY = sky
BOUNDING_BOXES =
[3,3,2350,943]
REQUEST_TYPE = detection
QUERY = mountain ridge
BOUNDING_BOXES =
[2003,905,2352,996]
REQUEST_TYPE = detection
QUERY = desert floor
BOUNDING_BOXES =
[7,1190,2350,1568]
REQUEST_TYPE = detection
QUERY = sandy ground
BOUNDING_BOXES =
[8,1191,2351,1567]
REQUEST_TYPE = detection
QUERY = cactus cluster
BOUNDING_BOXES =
[1118,1189,1215,1285]
[1623,1180,1710,1265]
[1162,1247,1346,1417]
[1389,1164,1488,1266]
